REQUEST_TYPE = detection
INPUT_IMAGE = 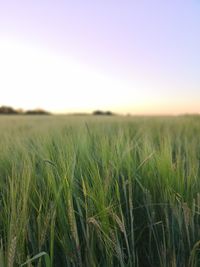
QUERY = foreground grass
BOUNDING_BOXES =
[0,115,200,266]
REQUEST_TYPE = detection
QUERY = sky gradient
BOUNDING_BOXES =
[0,1,200,114]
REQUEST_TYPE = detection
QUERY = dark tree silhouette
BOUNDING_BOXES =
[92,110,114,116]
[25,109,50,115]
[0,106,18,114]
[0,106,51,115]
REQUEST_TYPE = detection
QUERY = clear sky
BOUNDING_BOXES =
[0,0,200,114]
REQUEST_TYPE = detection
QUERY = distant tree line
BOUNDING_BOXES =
[0,106,50,115]
[0,106,115,116]
[92,110,114,116]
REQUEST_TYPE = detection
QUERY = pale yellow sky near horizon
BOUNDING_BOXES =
[0,40,199,115]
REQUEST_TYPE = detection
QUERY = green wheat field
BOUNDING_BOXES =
[1,115,200,267]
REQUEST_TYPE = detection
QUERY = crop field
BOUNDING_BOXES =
[0,115,200,267]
